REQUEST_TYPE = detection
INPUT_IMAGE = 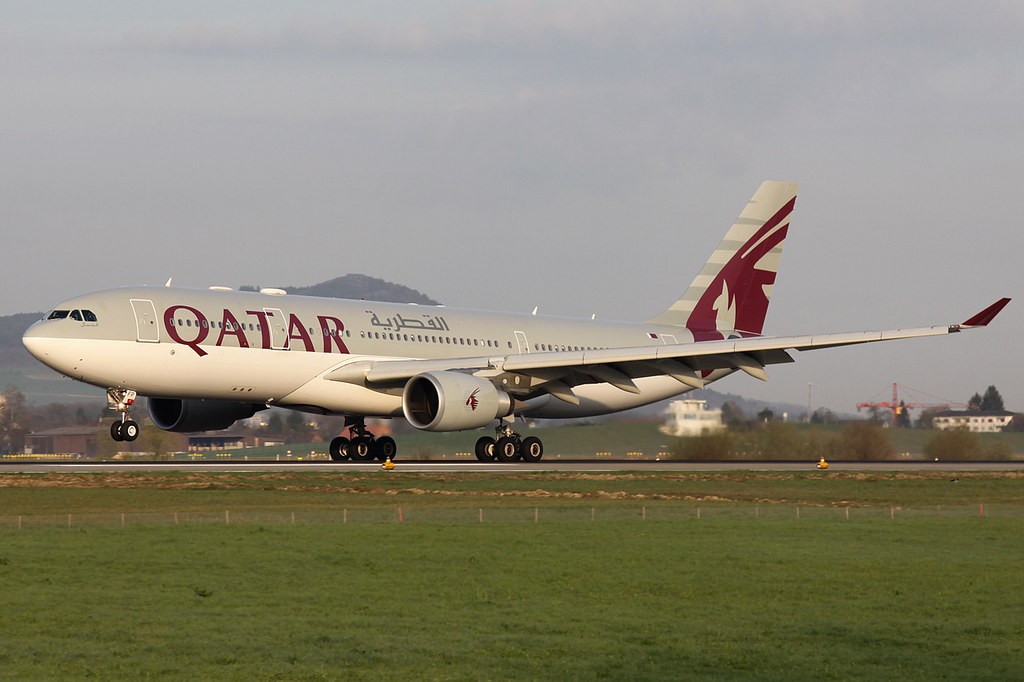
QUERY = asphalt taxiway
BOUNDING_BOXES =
[2,460,1022,474]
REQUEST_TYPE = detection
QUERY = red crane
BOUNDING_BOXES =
[856,383,973,427]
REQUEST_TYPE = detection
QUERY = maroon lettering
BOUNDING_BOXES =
[287,313,315,352]
[163,305,209,357]
[245,310,272,349]
[317,315,349,353]
[217,309,250,349]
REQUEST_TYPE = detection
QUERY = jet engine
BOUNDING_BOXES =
[149,397,263,433]
[403,371,513,432]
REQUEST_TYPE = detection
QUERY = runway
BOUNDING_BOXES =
[2,459,1022,474]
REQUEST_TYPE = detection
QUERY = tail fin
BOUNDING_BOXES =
[647,180,798,337]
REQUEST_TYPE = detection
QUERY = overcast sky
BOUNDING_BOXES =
[2,1,1021,414]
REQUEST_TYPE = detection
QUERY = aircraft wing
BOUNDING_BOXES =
[330,298,1010,403]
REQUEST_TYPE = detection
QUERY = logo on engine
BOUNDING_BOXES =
[466,388,481,411]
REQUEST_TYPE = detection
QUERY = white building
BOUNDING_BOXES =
[932,410,1017,433]
[661,400,724,437]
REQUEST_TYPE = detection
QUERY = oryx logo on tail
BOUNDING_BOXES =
[646,181,798,341]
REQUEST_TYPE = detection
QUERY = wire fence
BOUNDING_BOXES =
[0,503,1017,530]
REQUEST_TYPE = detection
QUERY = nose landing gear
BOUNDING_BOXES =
[108,388,140,442]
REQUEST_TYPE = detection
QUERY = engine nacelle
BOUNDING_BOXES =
[148,397,263,433]
[403,371,513,432]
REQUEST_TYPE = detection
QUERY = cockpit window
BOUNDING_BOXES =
[45,309,98,322]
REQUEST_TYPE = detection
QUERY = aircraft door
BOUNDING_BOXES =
[514,331,530,354]
[130,299,160,343]
[263,308,289,350]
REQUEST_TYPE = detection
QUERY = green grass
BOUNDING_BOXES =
[1,519,1022,680]
[2,472,1023,679]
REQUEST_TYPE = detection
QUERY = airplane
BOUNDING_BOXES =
[22,181,1010,463]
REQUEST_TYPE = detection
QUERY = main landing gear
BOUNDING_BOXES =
[475,423,544,463]
[108,388,140,442]
[329,418,396,463]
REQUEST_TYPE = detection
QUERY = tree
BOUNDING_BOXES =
[896,401,912,428]
[968,392,983,411]
[979,385,1005,412]
[924,428,979,460]
[831,423,894,460]
[720,401,748,429]
[0,386,29,455]
[810,407,839,425]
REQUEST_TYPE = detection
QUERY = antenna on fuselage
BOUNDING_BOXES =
[165,277,173,287]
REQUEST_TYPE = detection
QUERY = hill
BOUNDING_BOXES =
[243,274,439,305]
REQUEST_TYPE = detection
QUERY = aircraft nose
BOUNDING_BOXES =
[22,323,57,362]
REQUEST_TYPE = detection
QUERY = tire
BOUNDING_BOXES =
[374,436,397,461]
[520,436,543,462]
[495,436,520,462]
[329,436,350,462]
[121,420,140,442]
[475,436,496,462]
[351,436,375,461]
[110,421,125,442]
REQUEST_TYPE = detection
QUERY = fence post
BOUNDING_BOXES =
[535,507,538,523]
[479,508,483,523]
[226,510,230,525]
[67,514,72,529]
[980,503,984,518]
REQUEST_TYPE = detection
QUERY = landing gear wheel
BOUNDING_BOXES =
[110,421,125,442]
[121,420,139,442]
[520,436,543,462]
[350,436,375,461]
[329,436,350,462]
[374,436,397,461]
[495,436,521,462]
[475,436,496,462]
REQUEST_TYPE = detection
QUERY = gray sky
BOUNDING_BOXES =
[2,1,1021,415]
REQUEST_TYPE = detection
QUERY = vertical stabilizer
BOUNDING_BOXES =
[647,181,798,337]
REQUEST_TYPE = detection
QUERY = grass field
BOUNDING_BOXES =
[2,471,1023,680]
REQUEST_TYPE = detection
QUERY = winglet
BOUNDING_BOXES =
[958,298,1011,328]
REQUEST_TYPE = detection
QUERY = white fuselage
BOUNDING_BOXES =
[22,286,727,422]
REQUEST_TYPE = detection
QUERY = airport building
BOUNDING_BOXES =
[931,410,1018,433]
[661,399,724,437]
